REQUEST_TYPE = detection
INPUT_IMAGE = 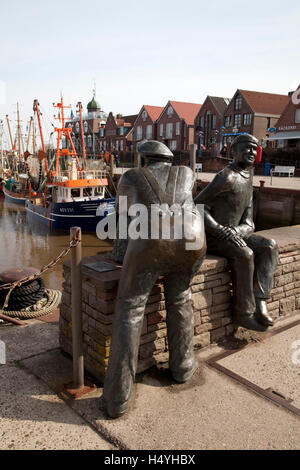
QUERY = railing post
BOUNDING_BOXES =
[70,226,84,389]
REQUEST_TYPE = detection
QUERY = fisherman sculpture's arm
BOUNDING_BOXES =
[195,173,247,248]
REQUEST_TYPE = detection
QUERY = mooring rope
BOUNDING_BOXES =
[0,288,62,319]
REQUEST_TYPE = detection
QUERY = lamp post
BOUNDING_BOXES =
[213,129,219,157]
[220,126,225,155]
[198,130,204,158]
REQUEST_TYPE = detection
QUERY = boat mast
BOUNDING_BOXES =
[53,96,82,176]
[77,101,86,163]
[33,99,51,181]
[6,115,14,153]
[17,103,22,164]
[26,117,33,152]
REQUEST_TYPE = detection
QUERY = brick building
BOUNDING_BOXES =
[266,86,300,150]
[98,112,137,153]
[132,105,164,144]
[222,89,289,148]
[66,94,108,157]
[194,96,230,155]
[156,101,202,152]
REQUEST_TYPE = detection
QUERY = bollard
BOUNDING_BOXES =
[70,226,84,389]
[189,144,197,175]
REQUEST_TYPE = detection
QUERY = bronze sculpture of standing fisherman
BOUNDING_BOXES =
[101,140,206,418]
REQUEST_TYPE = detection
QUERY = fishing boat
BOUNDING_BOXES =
[3,105,33,204]
[3,174,28,204]
[25,96,115,232]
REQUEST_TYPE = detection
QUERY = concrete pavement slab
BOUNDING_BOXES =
[0,320,59,363]
[21,344,300,450]
[217,323,300,408]
[0,363,116,450]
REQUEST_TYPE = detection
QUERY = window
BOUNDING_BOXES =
[75,122,80,133]
[142,110,148,121]
[136,126,142,140]
[243,114,252,126]
[200,116,204,128]
[234,114,241,127]
[71,189,81,198]
[103,141,106,150]
[120,140,124,151]
[87,135,92,147]
[83,188,92,197]
[225,116,232,127]
[99,128,104,137]
[116,140,119,151]
[176,122,180,135]
[84,121,88,133]
[146,125,152,139]
[170,140,177,150]
[166,123,173,138]
[119,127,124,136]
[295,109,300,123]
[212,115,216,129]
[235,96,242,110]
[160,124,164,136]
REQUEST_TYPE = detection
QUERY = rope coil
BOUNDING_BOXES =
[0,235,80,311]
[0,289,62,319]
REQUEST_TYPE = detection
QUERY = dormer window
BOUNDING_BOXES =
[167,106,174,118]
[235,96,242,110]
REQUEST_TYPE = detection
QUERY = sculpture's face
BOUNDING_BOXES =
[233,141,257,167]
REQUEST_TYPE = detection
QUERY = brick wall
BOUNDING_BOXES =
[59,227,300,383]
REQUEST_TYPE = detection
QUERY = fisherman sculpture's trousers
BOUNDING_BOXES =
[102,238,205,413]
[206,233,278,316]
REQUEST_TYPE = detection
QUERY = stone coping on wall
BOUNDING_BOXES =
[59,226,300,383]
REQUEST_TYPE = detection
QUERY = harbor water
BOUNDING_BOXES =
[0,195,112,291]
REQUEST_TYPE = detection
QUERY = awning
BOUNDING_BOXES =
[266,131,300,141]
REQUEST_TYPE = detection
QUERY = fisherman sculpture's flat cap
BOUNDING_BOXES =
[137,140,174,158]
[232,134,258,147]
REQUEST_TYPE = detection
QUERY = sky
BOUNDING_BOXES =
[0,0,299,148]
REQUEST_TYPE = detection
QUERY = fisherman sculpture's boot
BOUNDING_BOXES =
[233,310,268,332]
[255,298,274,327]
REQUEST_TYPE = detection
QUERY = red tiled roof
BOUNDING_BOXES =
[123,114,138,125]
[239,90,289,115]
[144,105,164,122]
[169,101,202,125]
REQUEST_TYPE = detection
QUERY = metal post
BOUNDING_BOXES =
[70,226,84,389]
[189,143,197,174]
[110,154,115,177]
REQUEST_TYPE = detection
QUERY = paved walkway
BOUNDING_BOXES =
[0,314,299,450]
[115,168,300,190]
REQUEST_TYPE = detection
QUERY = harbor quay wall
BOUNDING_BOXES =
[59,226,300,383]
